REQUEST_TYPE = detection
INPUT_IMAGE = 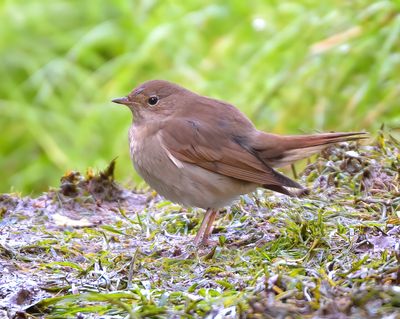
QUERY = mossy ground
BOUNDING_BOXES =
[1,131,399,318]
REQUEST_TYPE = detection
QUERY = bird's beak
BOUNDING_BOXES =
[112,96,129,105]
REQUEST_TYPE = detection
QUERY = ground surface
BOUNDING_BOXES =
[0,132,399,318]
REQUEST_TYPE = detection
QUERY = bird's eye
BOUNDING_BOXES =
[147,96,159,106]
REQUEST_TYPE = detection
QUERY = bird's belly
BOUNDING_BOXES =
[129,132,257,209]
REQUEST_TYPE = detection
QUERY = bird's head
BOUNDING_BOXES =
[112,80,189,122]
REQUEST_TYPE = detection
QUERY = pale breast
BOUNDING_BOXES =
[128,124,257,209]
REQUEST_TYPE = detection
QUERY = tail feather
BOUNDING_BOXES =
[254,131,367,168]
[282,132,367,148]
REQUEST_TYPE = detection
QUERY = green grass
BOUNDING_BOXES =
[0,0,400,193]
[1,133,399,318]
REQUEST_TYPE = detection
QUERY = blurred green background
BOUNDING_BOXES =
[1,0,399,194]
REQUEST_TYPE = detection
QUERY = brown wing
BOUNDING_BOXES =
[160,117,302,189]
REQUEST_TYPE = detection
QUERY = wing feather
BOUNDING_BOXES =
[160,118,302,188]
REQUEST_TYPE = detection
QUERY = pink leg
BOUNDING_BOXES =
[201,210,218,245]
[194,209,212,245]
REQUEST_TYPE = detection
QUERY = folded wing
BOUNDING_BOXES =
[160,118,303,192]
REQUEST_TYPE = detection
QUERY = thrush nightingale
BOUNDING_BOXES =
[112,80,365,245]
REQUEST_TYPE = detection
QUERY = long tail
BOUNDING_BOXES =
[254,131,367,168]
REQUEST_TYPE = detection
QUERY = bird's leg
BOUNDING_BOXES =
[201,210,218,245]
[194,208,212,245]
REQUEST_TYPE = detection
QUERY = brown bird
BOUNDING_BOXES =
[112,80,365,245]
